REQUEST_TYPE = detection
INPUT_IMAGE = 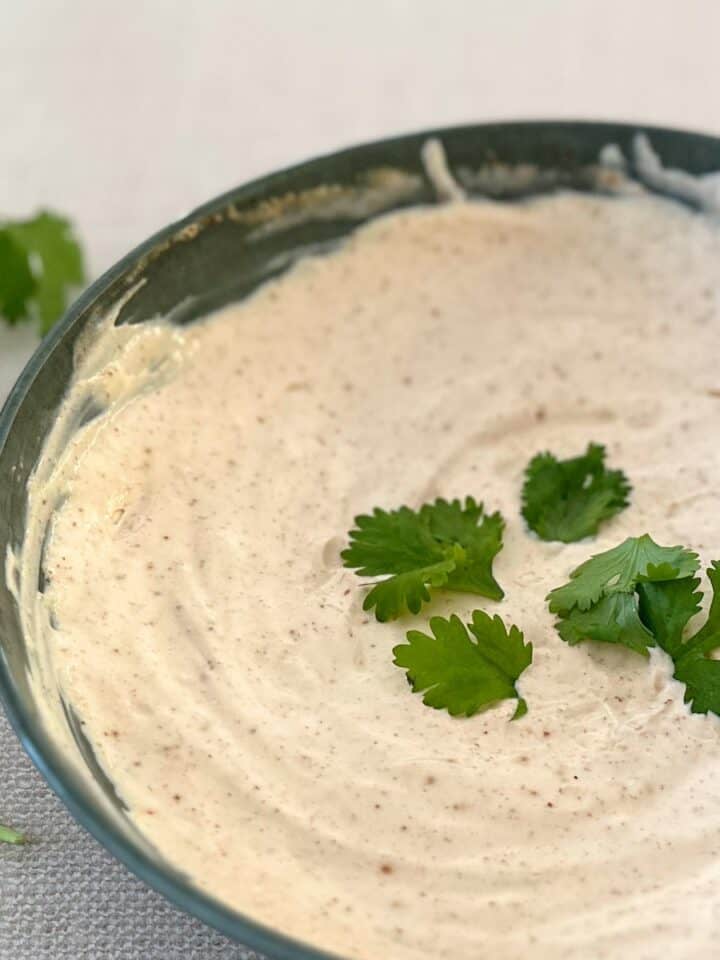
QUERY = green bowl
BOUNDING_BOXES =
[1,121,719,960]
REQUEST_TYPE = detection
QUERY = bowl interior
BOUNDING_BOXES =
[1,121,719,960]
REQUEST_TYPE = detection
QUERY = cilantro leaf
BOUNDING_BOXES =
[639,563,720,715]
[556,592,655,656]
[393,611,532,718]
[671,565,720,713]
[342,505,456,621]
[342,498,505,621]
[522,443,631,543]
[0,231,35,322]
[547,534,699,615]
[551,535,720,716]
[342,506,449,578]
[0,823,26,845]
[362,551,460,623]
[636,576,702,660]
[677,561,720,660]
[419,495,485,541]
[0,211,85,335]
[421,497,505,600]
[673,656,720,716]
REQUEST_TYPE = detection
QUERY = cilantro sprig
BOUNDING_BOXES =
[342,498,504,621]
[0,211,85,335]
[555,592,655,656]
[636,575,703,661]
[638,563,720,715]
[549,535,720,718]
[548,534,700,657]
[547,534,699,616]
[393,610,532,719]
[522,443,630,543]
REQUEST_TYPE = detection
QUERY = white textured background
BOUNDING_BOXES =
[1,2,719,957]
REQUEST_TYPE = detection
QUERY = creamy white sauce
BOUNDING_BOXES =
[17,188,720,959]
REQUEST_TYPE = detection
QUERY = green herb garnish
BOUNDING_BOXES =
[549,534,720,717]
[548,535,700,657]
[522,443,630,543]
[0,211,84,335]
[547,534,699,615]
[638,563,720,715]
[0,823,26,845]
[555,592,655,656]
[393,610,532,718]
[342,498,504,621]
[636,575,703,661]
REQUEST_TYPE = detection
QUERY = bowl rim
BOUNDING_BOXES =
[2,117,720,960]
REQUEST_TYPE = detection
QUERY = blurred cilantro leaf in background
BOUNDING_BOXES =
[0,211,85,335]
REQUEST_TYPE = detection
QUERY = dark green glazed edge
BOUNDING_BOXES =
[1,121,719,960]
